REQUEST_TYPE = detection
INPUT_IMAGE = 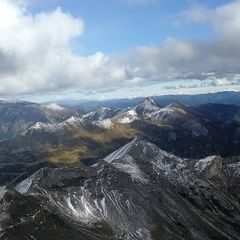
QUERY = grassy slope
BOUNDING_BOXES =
[47,123,139,165]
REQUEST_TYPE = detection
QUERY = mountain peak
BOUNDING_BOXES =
[135,97,160,112]
[104,137,179,164]
[143,97,157,105]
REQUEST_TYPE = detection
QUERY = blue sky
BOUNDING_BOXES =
[0,0,240,102]
[28,0,228,55]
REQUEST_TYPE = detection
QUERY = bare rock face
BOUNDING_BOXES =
[206,156,223,179]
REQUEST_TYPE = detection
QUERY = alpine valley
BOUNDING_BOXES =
[1,92,240,239]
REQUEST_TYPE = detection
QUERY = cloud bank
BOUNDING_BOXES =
[0,0,240,97]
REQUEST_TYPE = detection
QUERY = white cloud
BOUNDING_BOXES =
[0,0,86,95]
[183,0,240,39]
[0,0,240,97]
[119,0,240,86]
[0,0,135,96]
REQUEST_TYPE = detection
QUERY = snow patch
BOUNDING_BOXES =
[15,173,36,194]
[65,191,99,223]
[136,97,160,112]
[66,196,81,217]
[117,109,139,123]
[64,116,83,127]
[110,155,147,183]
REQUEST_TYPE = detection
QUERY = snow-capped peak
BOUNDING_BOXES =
[144,97,156,105]
[113,97,160,123]
[136,97,159,110]
[134,97,160,116]
[104,137,179,164]
[103,138,184,179]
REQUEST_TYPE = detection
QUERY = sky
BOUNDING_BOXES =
[0,0,240,102]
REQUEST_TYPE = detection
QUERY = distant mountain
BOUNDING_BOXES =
[113,97,160,123]
[0,101,83,140]
[154,91,240,107]
[1,138,240,239]
[0,101,48,140]
[41,103,85,122]
[58,91,240,110]
[23,97,209,138]
[111,98,208,137]
[195,103,240,122]
[1,93,240,141]
[134,97,161,115]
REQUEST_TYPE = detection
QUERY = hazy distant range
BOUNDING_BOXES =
[56,91,240,110]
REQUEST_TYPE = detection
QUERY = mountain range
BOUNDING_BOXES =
[0,95,240,185]
[1,138,240,239]
[56,91,240,110]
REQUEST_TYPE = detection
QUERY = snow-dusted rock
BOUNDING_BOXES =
[93,119,114,129]
[114,109,139,123]
[0,186,6,200]
[195,155,222,178]
[1,139,240,240]
[82,107,113,121]
[27,116,85,134]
